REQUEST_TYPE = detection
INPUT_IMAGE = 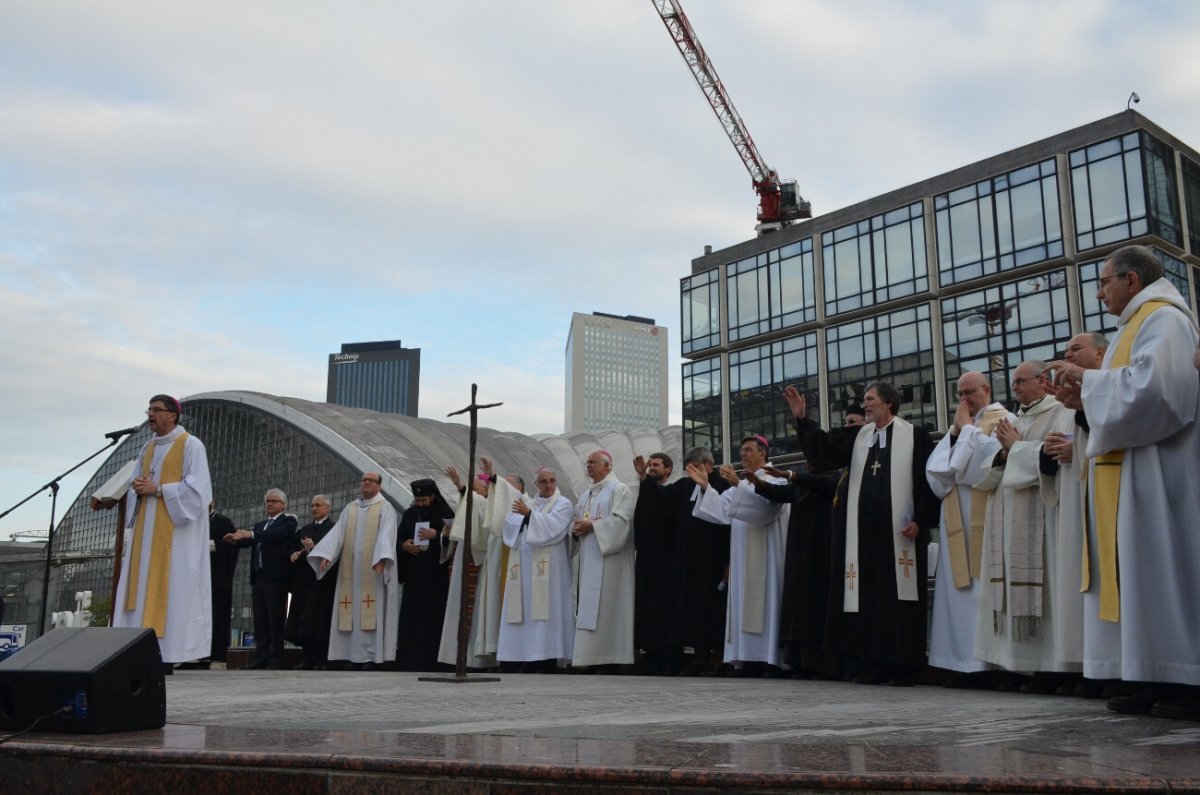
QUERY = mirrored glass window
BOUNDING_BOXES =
[682,355,723,463]
[681,269,721,354]
[726,238,816,342]
[826,304,936,429]
[942,270,1070,416]
[1070,132,1182,252]
[727,333,819,457]
[935,159,1063,285]
[1182,157,1200,256]
[822,203,927,316]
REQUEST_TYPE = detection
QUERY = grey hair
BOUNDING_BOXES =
[264,488,287,505]
[1107,244,1163,286]
[1084,331,1109,350]
[683,446,714,466]
[312,494,331,507]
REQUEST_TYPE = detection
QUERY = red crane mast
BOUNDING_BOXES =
[651,0,811,231]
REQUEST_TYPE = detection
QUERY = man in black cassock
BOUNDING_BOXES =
[184,501,238,669]
[286,494,337,669]
[785,383,939,686]
[749,462,842,679]
[666,446,732,675]
[394,478,454,672]
[633,452,677,674]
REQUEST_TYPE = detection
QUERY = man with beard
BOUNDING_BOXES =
[394,478,455,671]
[787,383,939,686]
[632,452,678,674]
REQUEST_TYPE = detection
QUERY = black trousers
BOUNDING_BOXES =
[251,577,289,664]
[211,588,233,661]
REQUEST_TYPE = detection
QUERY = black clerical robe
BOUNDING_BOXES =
[634,477,676,663]
[208,512,240,661]
[754,470,841,675]
[286,516,337,663]
[394,502,454,671]
[794,417,939,672]
[668,476,732,656]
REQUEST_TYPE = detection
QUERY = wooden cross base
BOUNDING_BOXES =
[417,674,502,684]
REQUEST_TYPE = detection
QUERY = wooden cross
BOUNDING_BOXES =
[361,593,375,610]
[898,549,915,578]
[845,563,857,591]
[421,383,502,684]
[339,595,353,611]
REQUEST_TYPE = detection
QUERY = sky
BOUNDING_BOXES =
[2,0,1198,537]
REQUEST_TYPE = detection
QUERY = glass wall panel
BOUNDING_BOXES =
[726,238,816,343]
[682,355,724,463]
[822,203,927,315]
[727,333,819,457]
[1078,248,1192,338]
[1182,156,1200,256]
[681,269,721,354]
[935,159,1063,285]
[942,270,1070,417]
[826,304,936,429]
[1070,132,1182,253]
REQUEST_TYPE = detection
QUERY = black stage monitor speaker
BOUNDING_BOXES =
[0,627,166,733]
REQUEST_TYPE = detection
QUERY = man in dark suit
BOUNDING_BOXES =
[225,488,298,669]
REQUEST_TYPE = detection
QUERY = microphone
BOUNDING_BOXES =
[105,426,141,441]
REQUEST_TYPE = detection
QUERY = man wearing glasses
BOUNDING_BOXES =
[225,489,298,669]
[107,394,213,671]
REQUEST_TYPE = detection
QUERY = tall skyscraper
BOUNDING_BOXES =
[565,312,669,434]
[326,340,420,416]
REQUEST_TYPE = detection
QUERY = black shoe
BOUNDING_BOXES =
[1151,692,1200,722]
[162,663,175,676]
[249,658,270,670]
[1108,688,1159,715]
[176,659,211,670]
[295,662,314,671]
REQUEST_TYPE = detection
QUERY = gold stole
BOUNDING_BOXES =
[506,497,557,624]
[942,408,1010,588]
[335,501,382,632]
[1088,299,1170,623]
[123,432,189,637]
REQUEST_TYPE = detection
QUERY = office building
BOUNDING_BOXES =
[680,110,1200,463]
[565,312,670,434]
[326,340,420,417]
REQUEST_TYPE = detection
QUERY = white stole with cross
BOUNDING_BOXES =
[844,417,917,612]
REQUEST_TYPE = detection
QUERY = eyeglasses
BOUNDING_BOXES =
[1098,273,1128,287]
[360,477,380,484]
[535,478,556,485]
[956,386,982,398]
[145,407,174,415]
[266,498,283,503]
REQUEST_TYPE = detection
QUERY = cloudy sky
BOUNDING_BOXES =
[2,1,1197,536]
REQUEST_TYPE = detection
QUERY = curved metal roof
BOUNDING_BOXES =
[189,391,685,505]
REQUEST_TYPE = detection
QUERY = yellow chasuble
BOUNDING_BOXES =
[123,432,189,637]
[942,407,1010,588]
[336,501,383,632]
[1088,299,1170,623]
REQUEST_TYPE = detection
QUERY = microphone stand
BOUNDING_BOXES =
[0,435,129,637]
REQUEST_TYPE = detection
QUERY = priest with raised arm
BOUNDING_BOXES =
[786,383,939,686]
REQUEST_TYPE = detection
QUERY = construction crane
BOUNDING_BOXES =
[651,0,811,232]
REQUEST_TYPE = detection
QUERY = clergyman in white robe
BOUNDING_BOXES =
[496,475,575,663]
[112,424,213,664]
[925,401,1010,674]
[693,473,789,667]
[570,467,635,667]
[308,491,399,665]
[1078,276,1200,687]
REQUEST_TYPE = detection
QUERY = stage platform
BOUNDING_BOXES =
[1,669,1197,793]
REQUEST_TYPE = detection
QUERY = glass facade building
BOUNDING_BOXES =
[565,312,670,434]
[680,111,1200,462]
[44,392,683,645]
[326,340,421,417]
